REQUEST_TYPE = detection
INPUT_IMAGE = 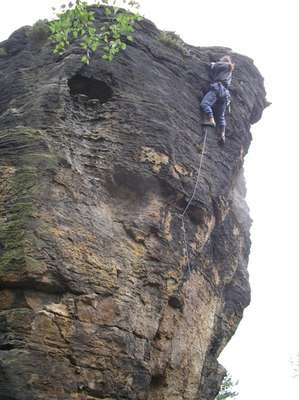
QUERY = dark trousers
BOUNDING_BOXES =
[200,83,230,127]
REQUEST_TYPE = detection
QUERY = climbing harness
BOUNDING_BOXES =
[180,126,209,275]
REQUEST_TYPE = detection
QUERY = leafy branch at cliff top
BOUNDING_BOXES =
[49,0,142,64]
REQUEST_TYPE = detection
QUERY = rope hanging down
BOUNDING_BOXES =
[180,126,209,274]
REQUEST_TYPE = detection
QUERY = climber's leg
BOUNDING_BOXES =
[218,126,226,145]
[200,90,217,126]
[215,98,227,145]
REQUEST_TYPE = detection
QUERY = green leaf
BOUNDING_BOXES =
[50,0,140,65]
[81,54,89,64]
[91,42,98,52]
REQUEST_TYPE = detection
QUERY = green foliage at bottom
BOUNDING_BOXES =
[216,373,239,400]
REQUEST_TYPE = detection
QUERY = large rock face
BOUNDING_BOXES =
[0,14,267,400]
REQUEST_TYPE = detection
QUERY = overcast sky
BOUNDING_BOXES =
[1,1,299,399]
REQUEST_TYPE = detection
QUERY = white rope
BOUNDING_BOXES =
[180,126,208,274]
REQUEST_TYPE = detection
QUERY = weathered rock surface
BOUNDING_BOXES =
[0,13,267,400]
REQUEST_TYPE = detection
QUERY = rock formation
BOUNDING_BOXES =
[0,13,267,400]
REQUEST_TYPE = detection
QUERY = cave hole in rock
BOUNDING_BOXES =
[68,75,113,103]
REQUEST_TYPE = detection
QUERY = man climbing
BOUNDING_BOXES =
[200,55,235,144]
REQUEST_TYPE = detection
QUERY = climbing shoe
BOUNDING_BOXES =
[219,130,225,145]
[202,115,216,127]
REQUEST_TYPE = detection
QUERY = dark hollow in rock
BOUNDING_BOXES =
[150,374,166,388]
[168,294,184,310]
[68,75,113,102]
[0,242,4,256]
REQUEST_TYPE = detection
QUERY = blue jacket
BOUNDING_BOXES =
[209,62,232,88]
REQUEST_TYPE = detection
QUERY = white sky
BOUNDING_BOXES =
[1,1,299,399]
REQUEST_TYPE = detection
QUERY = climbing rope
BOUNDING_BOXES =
[180,126,209,275]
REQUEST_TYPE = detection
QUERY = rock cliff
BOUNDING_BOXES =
[0,13,267,400]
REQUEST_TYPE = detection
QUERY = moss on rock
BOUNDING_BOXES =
[0,47,8,57]
[0,128,58,277]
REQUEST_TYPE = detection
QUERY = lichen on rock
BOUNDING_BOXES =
[0,13,267,400]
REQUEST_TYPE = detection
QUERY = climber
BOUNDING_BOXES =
[200,55,235,144]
